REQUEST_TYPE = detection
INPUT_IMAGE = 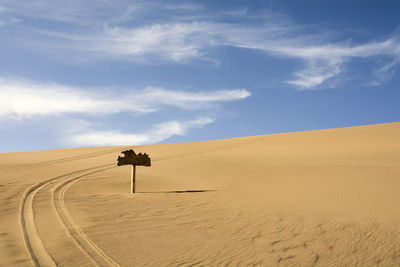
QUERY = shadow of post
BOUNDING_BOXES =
[137,190,218,194]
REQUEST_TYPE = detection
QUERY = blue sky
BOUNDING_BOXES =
[0,0,399,152]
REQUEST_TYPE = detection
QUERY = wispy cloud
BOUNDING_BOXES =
[100,22,214,62]
[31,21,400,89]
[0,0,202,26]
[0,6,21,25]
[276,37,400,89]
[0,76,248,146]
[69,117,214,146]
[371,55,400,86]
[34,22,218,62]
[3,0,400,89]
[0,77,250,118]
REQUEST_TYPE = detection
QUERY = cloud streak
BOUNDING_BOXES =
[3,0,400,89]
[0,76,247,147]
[69,117,214,146]
[0,77,250,118]
[0,6,20,26]
[31,21,400,89]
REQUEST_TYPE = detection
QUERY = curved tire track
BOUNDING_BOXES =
[19,145,236,266]
[20,164,115,266]
[39,148,124,165]
[52,166,120,266]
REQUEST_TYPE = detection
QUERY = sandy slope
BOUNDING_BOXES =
[0,122,399,266]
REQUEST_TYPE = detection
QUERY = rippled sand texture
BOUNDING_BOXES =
[1,122,399,266]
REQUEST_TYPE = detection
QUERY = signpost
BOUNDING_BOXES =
[117,149,151,193]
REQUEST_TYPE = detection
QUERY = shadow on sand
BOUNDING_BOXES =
[138,190,218,194]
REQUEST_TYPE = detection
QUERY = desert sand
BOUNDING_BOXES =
[0,122,399,266]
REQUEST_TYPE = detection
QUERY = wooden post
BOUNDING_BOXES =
[117,149,150,193]
[131,165,136,193]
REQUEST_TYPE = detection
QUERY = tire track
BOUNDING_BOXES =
[20,164,115,267]
[52,166,120,267]
[45,148,229,266]
[39,148,124,165]
[18,147,205,266]
[19,143,254,266]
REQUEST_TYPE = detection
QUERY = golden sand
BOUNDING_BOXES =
[1,122,399,266]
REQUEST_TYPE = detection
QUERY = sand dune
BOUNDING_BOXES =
[1,122,399,266]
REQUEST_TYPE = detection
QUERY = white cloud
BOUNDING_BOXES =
[272,38,400,89]
[0,78,148,117]
[38,22,217,62]
[3,1,400,89]
[138,86,251,109]
[69,117,214,146]
[286,61,343,89]
[32,20,400,89]
[371,55,400,86]
[101,23,212,62]
[0,77,250,118]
